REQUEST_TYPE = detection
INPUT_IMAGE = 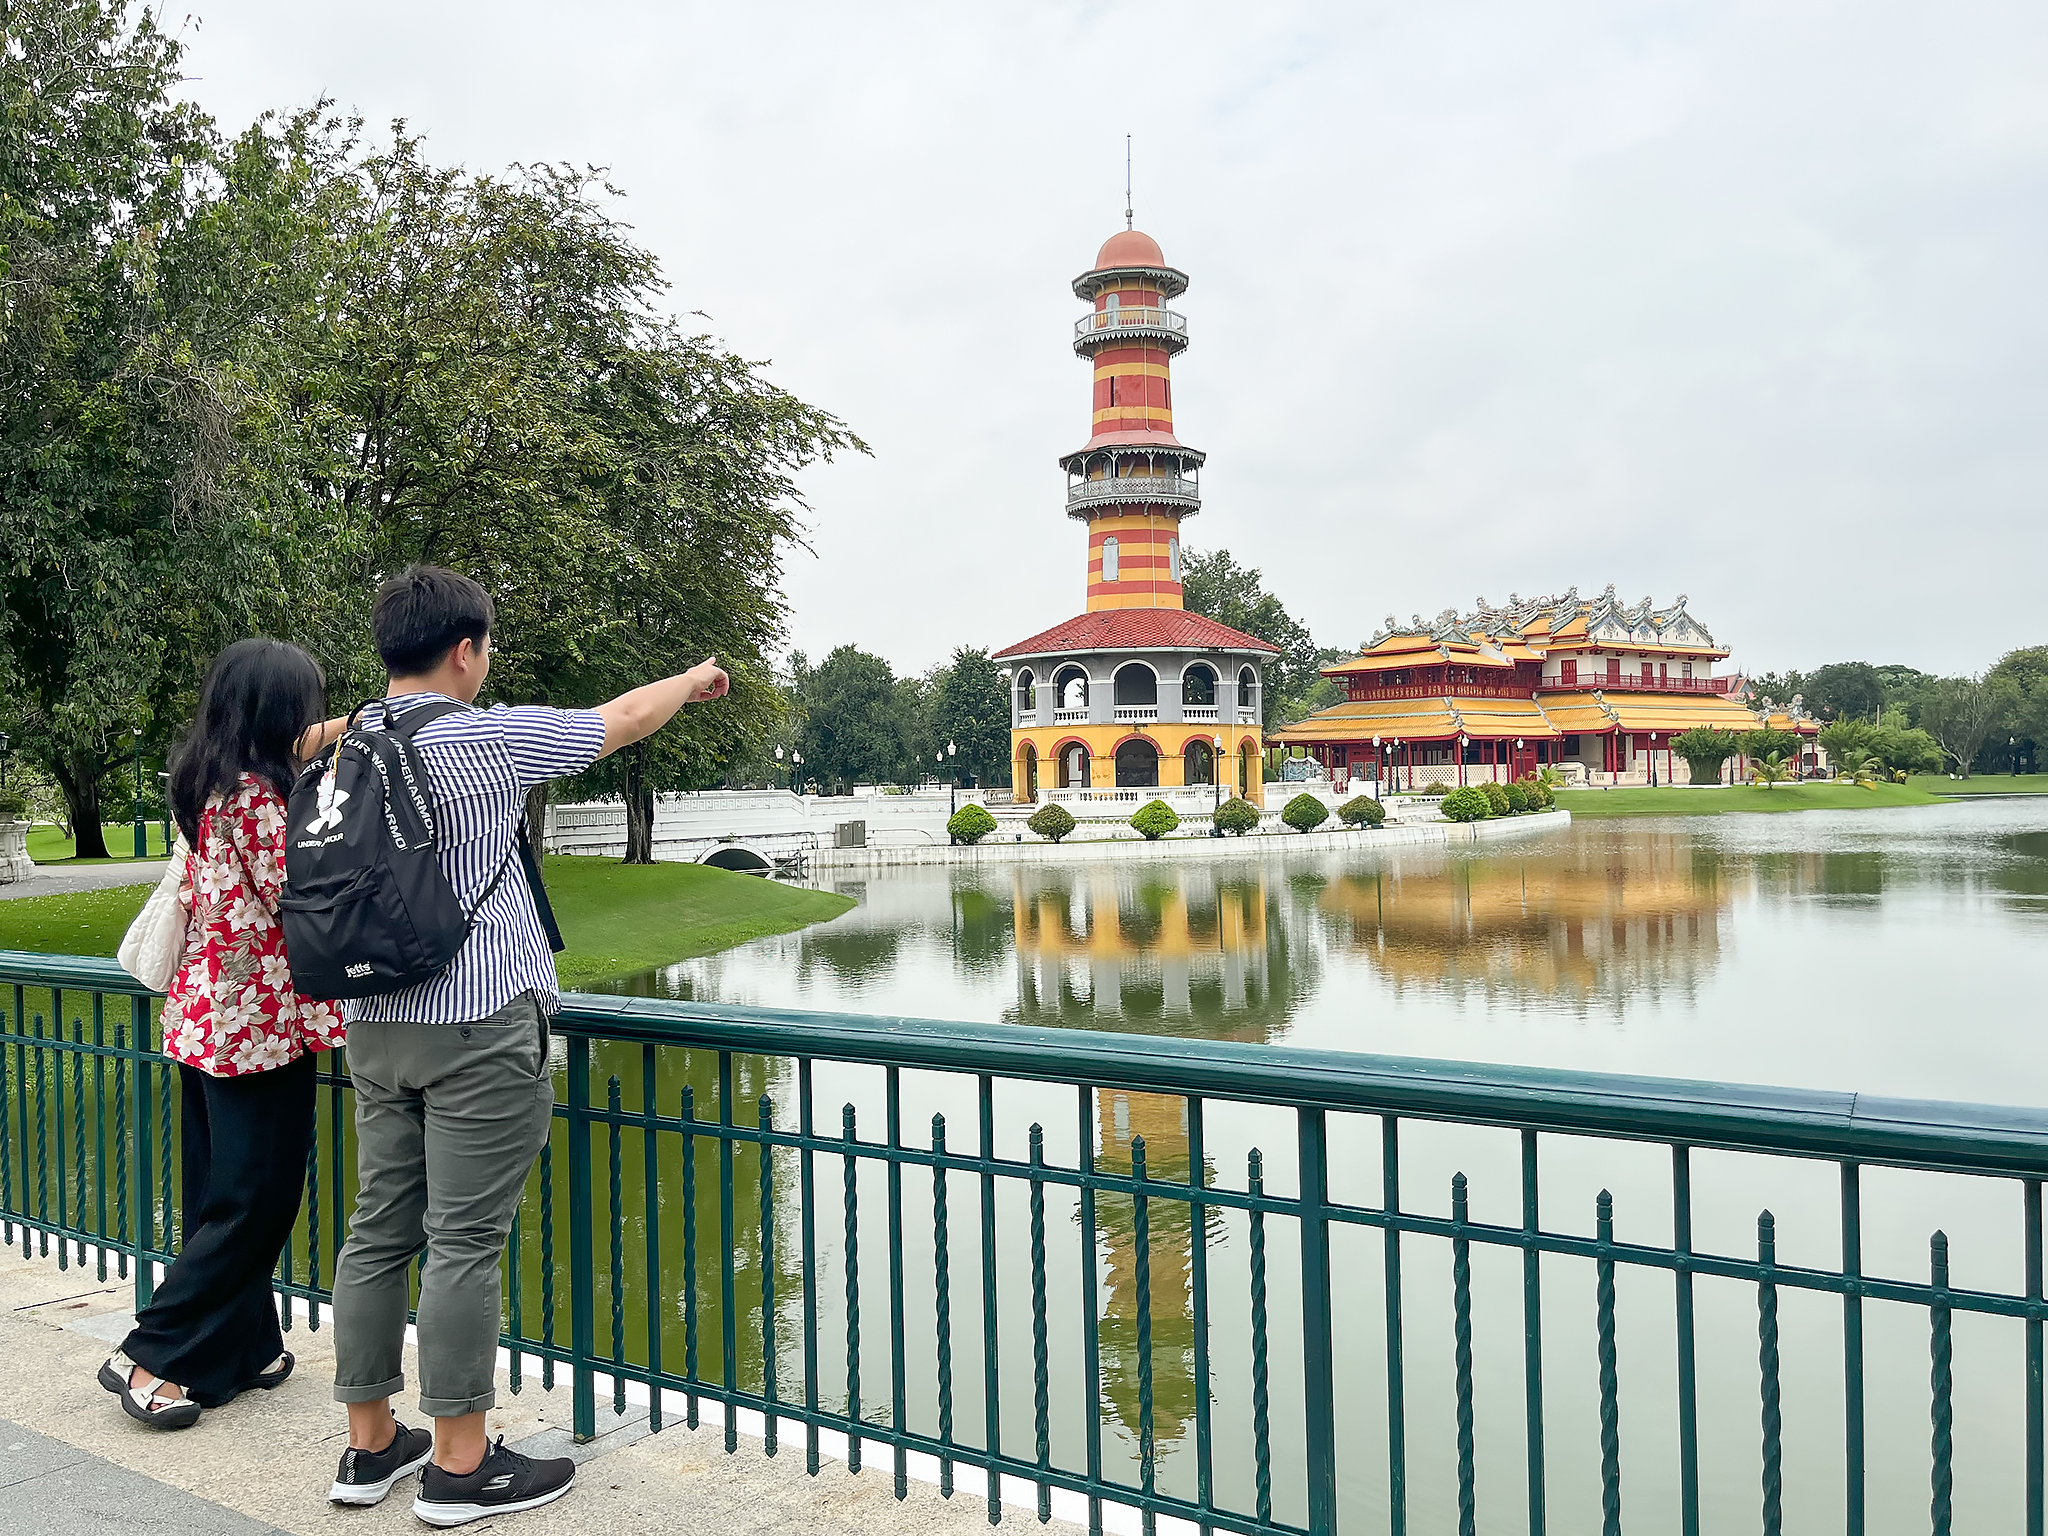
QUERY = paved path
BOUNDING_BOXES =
[0,860,165,901]
[0,1247,1083,1536]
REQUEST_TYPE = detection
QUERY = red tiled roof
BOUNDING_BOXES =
[994,609,1280,660]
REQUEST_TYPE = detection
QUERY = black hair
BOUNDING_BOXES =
[372,564,494,677]
[168,638,327,843]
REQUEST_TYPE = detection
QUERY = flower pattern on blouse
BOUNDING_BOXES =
[163,774,343,1077]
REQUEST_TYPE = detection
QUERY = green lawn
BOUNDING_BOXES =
[0,855,854,990]
[27,822,173,864]
[1913,773,2048,796]
[1558,782,1946,818]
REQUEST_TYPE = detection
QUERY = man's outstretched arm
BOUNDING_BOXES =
[593,657,730,759]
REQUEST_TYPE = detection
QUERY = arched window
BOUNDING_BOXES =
[1182,663,1217,706]
[1113,663,1157,708]
[1056,667,1089,711]
[1183,739,1215,785]
[1015,668,1036,714]
[1238,667,1257,708]
[1101,536,1120,582]
[1168,536,1181,584]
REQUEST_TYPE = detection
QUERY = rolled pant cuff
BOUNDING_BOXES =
[420,1388,496,1417]
[334,1373,407,1404]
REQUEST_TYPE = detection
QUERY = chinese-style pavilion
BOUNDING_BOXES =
[994,224,1279,805]
[1272,587,1819,788]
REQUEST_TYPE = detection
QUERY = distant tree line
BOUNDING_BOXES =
[1751,651,2047,778]
[0,1,861,858]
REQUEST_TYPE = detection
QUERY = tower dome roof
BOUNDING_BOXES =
[1094,228,1166,271]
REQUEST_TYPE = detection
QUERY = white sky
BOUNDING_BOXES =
[173,1,2048,679]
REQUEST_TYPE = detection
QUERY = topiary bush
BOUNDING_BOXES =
[947,804,998,845]
[1440,786,1491,821]
[1503,781,1530,813]
[1419,781,1454,797]
[1213,797,1260,836]
[1281,792,1331,832]
[1521,776,1553,809]
[1480,781,1511,816]
[0,789,25,819]
[1026,803,1076,843]
[1338,795,1386,828]
[1130,799,1181,841]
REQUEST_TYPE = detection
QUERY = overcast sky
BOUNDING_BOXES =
[174,1,2046,679]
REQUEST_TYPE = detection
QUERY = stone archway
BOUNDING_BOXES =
[1183,739,1215,785]
[1021,742,1039,800]
[1058,742,1090,789]
[1115,738,1160,788]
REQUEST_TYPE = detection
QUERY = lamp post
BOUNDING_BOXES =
[947,740,958,815]
[791,751,803,794]
[774,743,785,789]
[1458,733,1469,789]
[157,771,172,851]
[1212,733,1223,813]
[1647,731,1658,787]
[129,728,148,857]
[0,730,9,793]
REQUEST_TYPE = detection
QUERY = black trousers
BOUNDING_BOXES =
[122,1052,316,1405]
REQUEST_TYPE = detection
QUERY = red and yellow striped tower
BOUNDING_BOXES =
[1064,228,1202,609]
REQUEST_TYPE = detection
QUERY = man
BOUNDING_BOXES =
[326,565,727,1526]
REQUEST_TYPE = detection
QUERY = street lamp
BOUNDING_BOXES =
[0,730,10,792]
[946,740,958,815]
[1458,732,1469,789]
[132,727,147,857]
[1212,733,1223,813]
[790,751,803,794]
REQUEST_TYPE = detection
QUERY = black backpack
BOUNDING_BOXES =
[279,699,546,1001]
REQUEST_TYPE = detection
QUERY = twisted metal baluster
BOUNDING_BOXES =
[1595,1190,1621,1536]
[113,1022,128,1278]
[1758,1211,1783,1536]
[1452,1173,1476,1536]
[759,1095,777,1455]
[681,1085,699,1427]
[1029,1124,1051,1523]
[607,1076,626,1415]
[72,1019,87,1266]
[1133,1135,1156,1535]
[842,1102,862,1474]
[34,1016,48,1258]
[1931,1230,1953,1536]
[1248,1148,1273,1528]
[539,1140,556,1391]
[932,1113,955,1497]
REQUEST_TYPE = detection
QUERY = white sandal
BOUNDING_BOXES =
[98,1350,201,1430]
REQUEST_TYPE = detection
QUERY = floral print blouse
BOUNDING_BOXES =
[163,774,344,1077]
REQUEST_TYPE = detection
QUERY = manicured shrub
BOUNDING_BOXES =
[0,789,24,819]
[1527,776,1555,808]
[1440,786,1491,822]
[947,804,998,845]
[1281,793,1331,832]
[1503,781,1530,813]
[1480,781,1511,816]
[1420,781,1453,797]
[1026,803,1076,843]
[1130,799,1181,841]
[1338,795,1386,828]
[1213,797,1261,836]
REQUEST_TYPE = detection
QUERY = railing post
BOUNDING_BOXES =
[132,995,154,1309]
[1297,1107,1337,1532]
[567,1035,595,1441]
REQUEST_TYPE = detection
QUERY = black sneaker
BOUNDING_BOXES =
[413,1436,574,1527]
[328,1418,433,1505]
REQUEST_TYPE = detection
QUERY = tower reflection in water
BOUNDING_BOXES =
[1000,838,1733,1453]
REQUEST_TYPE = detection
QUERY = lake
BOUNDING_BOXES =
[580,799,2048,1533]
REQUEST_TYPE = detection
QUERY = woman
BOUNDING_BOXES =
[99,638,350,1428]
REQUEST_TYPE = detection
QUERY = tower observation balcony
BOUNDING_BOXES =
[1065,473,1202,514]
[1073,305,1189,354]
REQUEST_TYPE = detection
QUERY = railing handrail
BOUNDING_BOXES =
[1073,305,1188,340]
[11,952,2040,1178]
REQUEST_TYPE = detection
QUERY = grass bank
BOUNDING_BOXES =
[0,855,853,989]
[1558,782,1945,818]
[1913,773,2048,797]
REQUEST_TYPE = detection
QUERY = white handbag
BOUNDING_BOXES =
[117,842,192,992]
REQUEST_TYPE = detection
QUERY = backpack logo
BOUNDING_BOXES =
[305,772,351,835]
[344,962,373,978]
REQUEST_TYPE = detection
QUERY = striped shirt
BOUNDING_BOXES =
[342,693,606,1024]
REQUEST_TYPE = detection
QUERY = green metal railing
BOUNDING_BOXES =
[4,947,2048,1534]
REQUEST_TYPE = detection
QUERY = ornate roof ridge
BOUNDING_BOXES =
[1360,584,1717,652]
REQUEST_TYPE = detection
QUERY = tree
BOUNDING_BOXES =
[928,648,1010,790]
[793,646,905,793]
[1750,671,1806,709]
[1803,662,1886,722]
[1749,751,1793,788]
[1990,646,2048,769]
[1180,548,1338,727]
[1744,727,1802,763]
[0,2,284,854]
[1918,675,2019,779]
[1670,728,1741,786]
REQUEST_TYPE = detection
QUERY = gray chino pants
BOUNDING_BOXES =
[331,993,553,1417]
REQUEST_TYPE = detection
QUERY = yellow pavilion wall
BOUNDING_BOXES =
[1009,723,1267,808]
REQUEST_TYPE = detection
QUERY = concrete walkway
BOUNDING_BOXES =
[0,860,165,901]
[0,1248,1082,1536]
